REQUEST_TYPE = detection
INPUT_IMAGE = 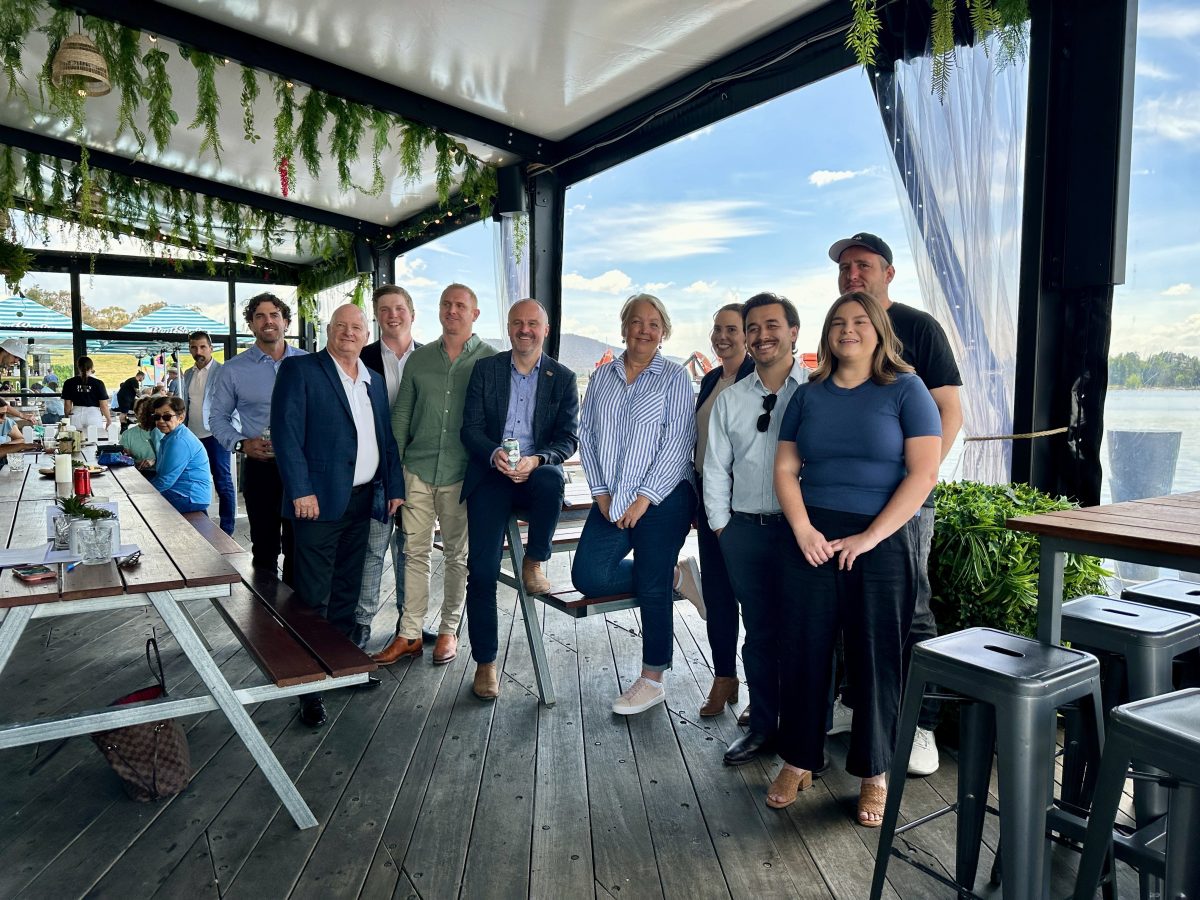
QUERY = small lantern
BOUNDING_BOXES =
[51,34,111,98]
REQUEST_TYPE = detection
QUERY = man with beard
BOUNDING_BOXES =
[183,330,236,535]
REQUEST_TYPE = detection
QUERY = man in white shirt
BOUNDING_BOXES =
[183,330,236,535]
[352,285,427,650]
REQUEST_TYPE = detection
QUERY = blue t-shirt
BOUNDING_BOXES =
[777,372,941,516]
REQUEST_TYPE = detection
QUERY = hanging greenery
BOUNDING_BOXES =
[0,234,34,290]
[296,87,328,178]
[327,95,365,193]
[181,47,223,160]
[271,75,296,196]
[0,0,39,99]
[240,65,260,144]
[142,46,176,154]
[848,0,1029,100]
[88,18,144,147]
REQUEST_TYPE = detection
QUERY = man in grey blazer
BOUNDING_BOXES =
[460,299,579,700]
[183,330,236,535]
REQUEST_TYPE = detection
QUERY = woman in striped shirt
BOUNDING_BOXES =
[572,293,698,715]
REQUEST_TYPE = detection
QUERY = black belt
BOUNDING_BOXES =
[351,482,373,494]
[730,510,786,525]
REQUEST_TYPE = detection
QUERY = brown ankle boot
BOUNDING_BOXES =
[522,557,551,593]
[700,676,739,716]
[473,663,499,700]
[373,634,422,665]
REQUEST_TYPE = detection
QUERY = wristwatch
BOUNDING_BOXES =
[234,440,244,453]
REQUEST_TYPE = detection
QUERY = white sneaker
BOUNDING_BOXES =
[908,727,940,776]
[828,696,853,735]
[612,677,666,715]
[676,557,706,620]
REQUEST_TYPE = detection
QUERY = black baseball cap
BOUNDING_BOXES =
[828,232,893,265]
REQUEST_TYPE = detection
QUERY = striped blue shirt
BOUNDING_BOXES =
[579,352,696,519]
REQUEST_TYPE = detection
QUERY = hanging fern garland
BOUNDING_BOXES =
[142,46,176,154]
[240,65,260,144]
[0,0,39,99]
[271,75,297,195]
[182,47,223,160]
[296,87,328,178]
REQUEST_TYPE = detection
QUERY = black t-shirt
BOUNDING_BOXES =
[62,376,110,407]
[887,302,962,391]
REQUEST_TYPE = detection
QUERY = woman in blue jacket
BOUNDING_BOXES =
[149,396,212,514]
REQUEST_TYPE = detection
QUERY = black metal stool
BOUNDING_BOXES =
[1121,578,1200,615]
[869,627,1104,900]
[1074,688,1200,900]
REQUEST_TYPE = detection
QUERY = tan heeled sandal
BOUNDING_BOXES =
[857,782,887,827]
[699,676,739,716]
[765,767,813,809]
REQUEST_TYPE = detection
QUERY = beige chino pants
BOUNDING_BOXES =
[398,472,469,640]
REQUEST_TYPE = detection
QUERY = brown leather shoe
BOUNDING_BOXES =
[522,558,551,594]
[372,634,422,665]
[473,663,499,700]
[433,633,458,665]
[700,676,740,716]
[737,705,752,727]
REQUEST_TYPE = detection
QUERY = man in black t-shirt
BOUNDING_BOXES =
[827,232,963,777]
[116,371,145,412]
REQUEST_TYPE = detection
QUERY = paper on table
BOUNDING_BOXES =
[0,545,53,568]
[43,543,140,565]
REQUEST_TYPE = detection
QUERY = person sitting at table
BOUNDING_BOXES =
[120,397,161,473]
[772,290,940,821]
[148,396,212,515]
[62,356,112,432]
[38,374,65,424]
[571,293,698,716]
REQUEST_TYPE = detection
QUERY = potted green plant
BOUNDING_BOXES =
[931,481,1110,639]
[57,495,120,564]
[0,236,34,292]
[53,494,92,549]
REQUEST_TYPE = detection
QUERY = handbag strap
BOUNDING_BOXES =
[145,631,168,697]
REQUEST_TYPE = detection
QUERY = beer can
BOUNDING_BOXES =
[502,438,520,468]
[73,465,92,497]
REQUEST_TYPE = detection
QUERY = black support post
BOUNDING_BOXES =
[1011,0,1138,504]
[529,170,565,359]
[69,266,85,363]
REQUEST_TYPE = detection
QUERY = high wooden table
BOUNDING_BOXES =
[0,461,339,829]
[1008,490,1200,645]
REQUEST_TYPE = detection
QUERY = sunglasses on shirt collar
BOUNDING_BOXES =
[756,393,778,433]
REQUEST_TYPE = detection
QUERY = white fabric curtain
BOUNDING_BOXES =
[492,213,530,349]
[876,37,1028,484]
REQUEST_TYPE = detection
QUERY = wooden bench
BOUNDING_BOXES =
[211,552,377,689]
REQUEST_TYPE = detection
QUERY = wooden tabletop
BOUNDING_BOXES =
[1007,490,1200,558]
[0,459,240,610]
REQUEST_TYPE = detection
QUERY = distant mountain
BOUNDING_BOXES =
[481,333,682,374]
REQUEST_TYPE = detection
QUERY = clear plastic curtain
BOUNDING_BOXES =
[492,214,530,349]
[875,38,1028,484]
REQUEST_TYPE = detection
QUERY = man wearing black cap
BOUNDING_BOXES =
[827,232,963,777]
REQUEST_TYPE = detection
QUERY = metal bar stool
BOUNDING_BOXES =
[1074,688,1200,900]
[869,627,1105,900]
[1121,578,1200,615]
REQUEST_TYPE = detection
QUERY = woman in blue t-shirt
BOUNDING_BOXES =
[771,290,941,825]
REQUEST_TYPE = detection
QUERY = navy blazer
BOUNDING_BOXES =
[460,351,579,502]
[695,355,755,410]
[270,350,405,522]
[360,338,423,399]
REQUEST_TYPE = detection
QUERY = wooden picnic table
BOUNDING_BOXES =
[0,459,356,829]
[1007,490,1200,645]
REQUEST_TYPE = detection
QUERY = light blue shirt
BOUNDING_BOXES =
[501,354,541,458]
[39,384,65,417]
[150,425,212,505]
[703,359,808,532]
[579,352,695,520]
[207,343,307,452]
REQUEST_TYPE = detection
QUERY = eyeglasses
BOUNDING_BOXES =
[150,413,175,422]
[118,550,142,570]
[756,393,778,433]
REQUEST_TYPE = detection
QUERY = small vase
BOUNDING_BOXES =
[69,518,118,566]
[53,514,78,550]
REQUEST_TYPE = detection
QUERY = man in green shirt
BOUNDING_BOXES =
[375,283,497,666]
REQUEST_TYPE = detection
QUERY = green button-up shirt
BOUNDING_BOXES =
[391,334,496,486]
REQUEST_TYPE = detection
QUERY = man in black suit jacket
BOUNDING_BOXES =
[351,284,426,649]
[460,299,579,700]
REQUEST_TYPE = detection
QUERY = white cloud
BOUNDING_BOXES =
[642,281,674,293]
[683,280,718,294]
[569,200,769,262]
[1136,60,1176,81]
[808,167,878,187]
[675,125,715,143]
[1162,283,1193,296]
[1135,91,1200,142]
[1137,8,1200,39]
[394,255,437,287]
[562,269,634,294]
[421,243,468,258]
[1110,312,1200,355]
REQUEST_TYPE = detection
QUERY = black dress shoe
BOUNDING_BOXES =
[350,623,371,650]
[724,730,776,766]
[421,628,439,644]
[813,750,832,779]
[300,694,327,728]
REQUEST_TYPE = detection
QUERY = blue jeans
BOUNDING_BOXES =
[162,489,207,515]
[200,434,236,535]
[571,481,695,672]
[354,515,406,628]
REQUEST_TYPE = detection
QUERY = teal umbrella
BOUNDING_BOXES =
[0,296,96,342]
[91,305,227,355]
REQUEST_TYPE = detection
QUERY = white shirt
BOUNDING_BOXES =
[187,363,213,439]
[380,339,415,407]
[333,358,380,487]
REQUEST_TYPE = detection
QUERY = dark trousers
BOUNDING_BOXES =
[720,514,790,736]
[200,434,237,535]
[907,507,940,730]
[291,484,373,637]
[466,466,565,664]
[571,481,695,672]
[242,457,295,585]
[696,475,740,678]
[779,507,919,778]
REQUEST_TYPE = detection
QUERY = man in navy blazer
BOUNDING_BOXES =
[460,299,579,699]
[272,304,405,726]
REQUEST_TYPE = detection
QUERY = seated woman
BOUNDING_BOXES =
[772,290,940,822]
[148,396,211,515]
[571,293,697,715]
[119,397,161,473]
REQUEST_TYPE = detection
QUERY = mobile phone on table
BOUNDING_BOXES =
[12,564,57,583]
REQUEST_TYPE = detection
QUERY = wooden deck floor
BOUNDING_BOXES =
[0,516,1137,899]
